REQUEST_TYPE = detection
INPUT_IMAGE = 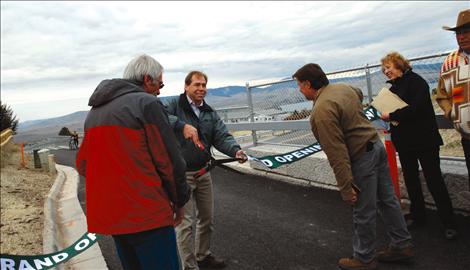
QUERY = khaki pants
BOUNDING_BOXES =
[176,171,214,270]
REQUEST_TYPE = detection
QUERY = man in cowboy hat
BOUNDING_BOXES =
[436,9,470,190]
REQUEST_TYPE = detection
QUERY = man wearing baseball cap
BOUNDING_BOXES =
[436,9,470,190]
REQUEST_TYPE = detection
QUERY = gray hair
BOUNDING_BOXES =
[123,54,164,82]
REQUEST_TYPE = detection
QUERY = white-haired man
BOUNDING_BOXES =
[76,54,190,270]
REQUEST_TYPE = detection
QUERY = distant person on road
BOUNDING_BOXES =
[76,54,190,270]
[293,63,413,270]
[380,52,458,240]
[161,71,247,270]
[71,131,79,149]
[436,9,470,189]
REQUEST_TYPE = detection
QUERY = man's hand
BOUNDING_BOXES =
[344,194,358,206]
[183,124,203,150]
[174,208,184,226]
[342,188,358,206]
[235,150,248,163]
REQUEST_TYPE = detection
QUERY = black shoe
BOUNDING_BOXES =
[197,254,226,269]
[445,228,458,240]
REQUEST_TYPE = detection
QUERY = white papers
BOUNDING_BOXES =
[371,87,408,114]
[371,87,408,126]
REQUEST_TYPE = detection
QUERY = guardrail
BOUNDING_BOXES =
[226,114,453,131]
[1,128,13,147]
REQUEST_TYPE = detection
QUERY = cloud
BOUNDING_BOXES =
[1,1,467,121]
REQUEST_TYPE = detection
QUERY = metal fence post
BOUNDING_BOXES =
[223,110,228,123]
[246,82,258,146]
[365,63,373,104]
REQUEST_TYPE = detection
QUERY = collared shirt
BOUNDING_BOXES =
[186,95,203,118]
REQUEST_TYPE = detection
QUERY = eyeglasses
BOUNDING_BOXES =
[155,79,164,89]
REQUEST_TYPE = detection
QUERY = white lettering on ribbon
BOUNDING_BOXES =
[74,239,90,251]
[365,110,375,120]
[0,258,15,270]
[18,260,34,270]
[261,159,273,167]
[87,233,97,241]
[283,154,294,162]
[312,145,321,151]
[52,253,68,264]
[33,258,53,270]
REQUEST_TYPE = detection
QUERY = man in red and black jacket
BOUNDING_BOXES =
[76,54,190,270]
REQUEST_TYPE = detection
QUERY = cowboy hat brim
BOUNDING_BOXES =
[443,26,457,31]
[442,22,470,31]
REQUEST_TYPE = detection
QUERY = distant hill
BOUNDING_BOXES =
[18,111,89,130]
[12,61,442,146]
[207,86,246,97]
[14,111,89,144]
[12,85,248,144]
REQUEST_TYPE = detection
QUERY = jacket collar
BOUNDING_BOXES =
[313,84,329,101]
[178,93,214,113]
[88,79,145,107]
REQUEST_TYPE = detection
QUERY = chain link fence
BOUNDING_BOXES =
[216,51,459,151]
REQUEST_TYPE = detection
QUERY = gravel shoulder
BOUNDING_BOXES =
[0,144,55,255]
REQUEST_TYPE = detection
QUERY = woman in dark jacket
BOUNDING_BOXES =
[380,52,457,240]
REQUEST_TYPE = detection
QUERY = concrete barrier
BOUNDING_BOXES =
[48,154,57,174]
[38,149,50,172]
[44,164,107,269]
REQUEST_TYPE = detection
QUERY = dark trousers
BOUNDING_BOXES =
[398,147,455,228]
[462,137,470,190]
[112,226,180,270]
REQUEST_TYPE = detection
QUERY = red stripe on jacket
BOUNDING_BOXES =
[76,125,175,235]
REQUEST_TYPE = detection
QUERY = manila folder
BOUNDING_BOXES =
[371,87,408,114]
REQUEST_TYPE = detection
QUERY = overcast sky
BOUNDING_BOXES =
[1,1,468,122]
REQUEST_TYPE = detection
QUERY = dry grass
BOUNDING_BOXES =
[0,143,55,255]
[431,96,465,157]
[439,129,465,157]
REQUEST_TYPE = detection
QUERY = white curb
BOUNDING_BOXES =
[44,164,107,269]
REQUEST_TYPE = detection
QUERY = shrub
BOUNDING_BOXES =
[1,102,19,132]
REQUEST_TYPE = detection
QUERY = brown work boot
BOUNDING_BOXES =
[376,246,414,262]
[197,254,226,269]
[338,257,377,270]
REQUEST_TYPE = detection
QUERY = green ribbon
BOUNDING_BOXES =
[249,106,381,168]
[0,233,100,270]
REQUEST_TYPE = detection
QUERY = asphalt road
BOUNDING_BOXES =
[52,149,470,270]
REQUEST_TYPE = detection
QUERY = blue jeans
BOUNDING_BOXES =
[351,140,412,263]
[112,226,180,270]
